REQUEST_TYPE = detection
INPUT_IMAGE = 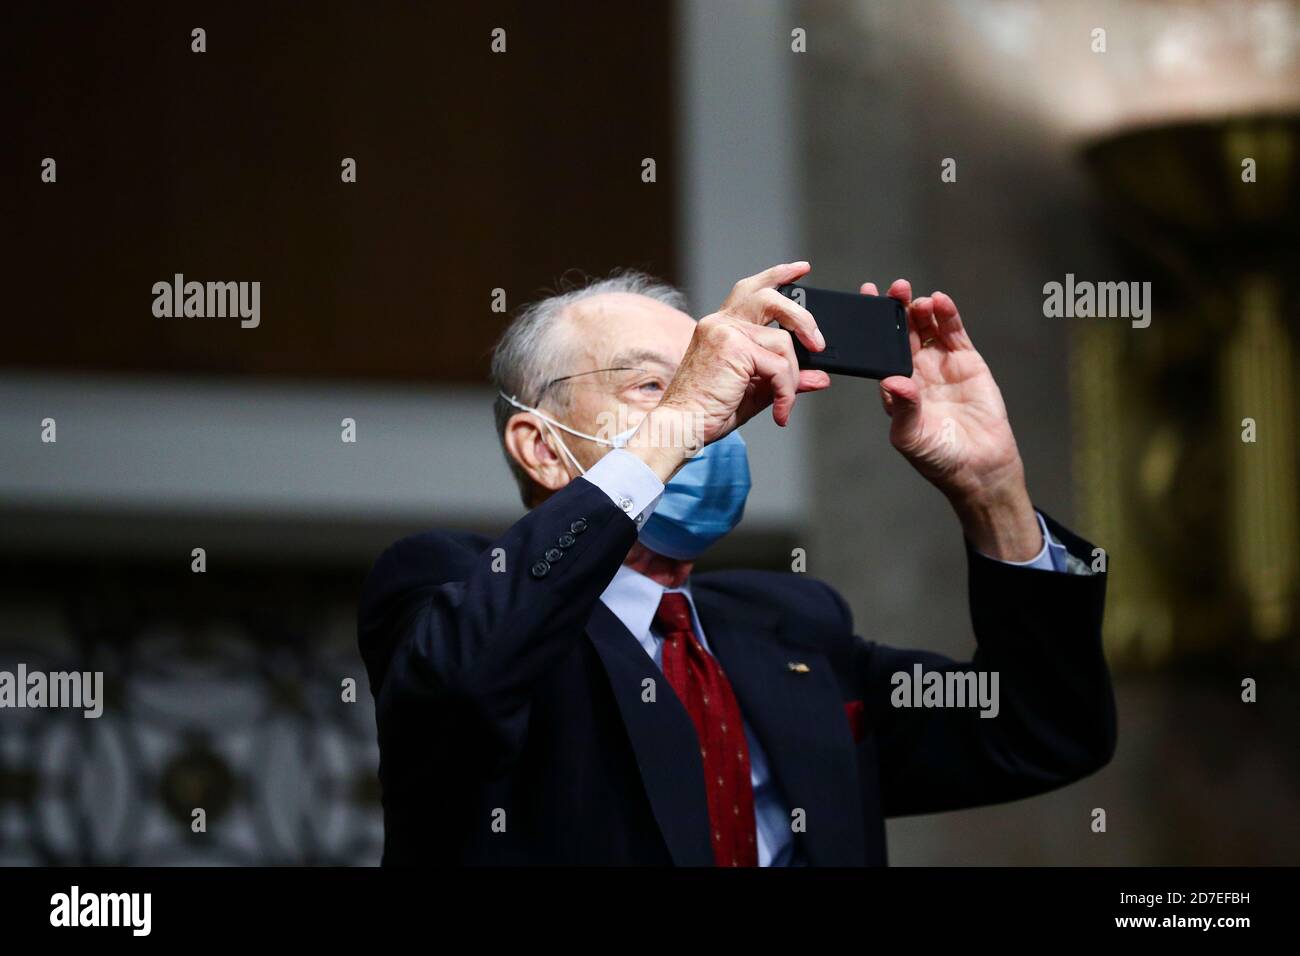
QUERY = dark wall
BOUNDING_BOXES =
[7,1,678,383]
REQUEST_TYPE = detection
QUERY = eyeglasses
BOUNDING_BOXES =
[535,365,674,405]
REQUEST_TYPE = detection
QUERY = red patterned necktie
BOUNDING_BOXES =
[654,591,758,867]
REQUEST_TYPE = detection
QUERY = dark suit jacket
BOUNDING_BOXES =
[357,477,1116,866]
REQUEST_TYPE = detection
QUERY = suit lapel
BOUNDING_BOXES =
[692,585,866,866]
[584,601,715,866]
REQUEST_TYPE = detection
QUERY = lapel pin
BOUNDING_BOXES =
[787,662,811,674]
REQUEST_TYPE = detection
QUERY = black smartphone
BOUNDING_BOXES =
[776,283,912,380]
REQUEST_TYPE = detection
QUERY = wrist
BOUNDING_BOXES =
[623,407,691,483]
[950,479,1041,562]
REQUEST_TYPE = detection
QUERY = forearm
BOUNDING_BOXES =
[949,466,1043,563]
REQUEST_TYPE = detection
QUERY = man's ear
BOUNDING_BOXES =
[504,413,573,496]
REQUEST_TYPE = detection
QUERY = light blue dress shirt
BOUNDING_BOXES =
[581,447,1075,866]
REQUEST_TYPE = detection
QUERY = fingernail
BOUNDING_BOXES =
[815,329,826,349]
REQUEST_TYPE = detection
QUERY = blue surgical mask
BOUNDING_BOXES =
[497,392,751,560]
[637,431,751,560]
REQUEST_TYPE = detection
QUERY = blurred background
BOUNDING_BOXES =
[2,0,1297,864]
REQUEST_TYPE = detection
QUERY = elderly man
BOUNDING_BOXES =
[358,262,1115,866]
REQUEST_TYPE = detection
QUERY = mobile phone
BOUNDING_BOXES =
[776,283,912,380]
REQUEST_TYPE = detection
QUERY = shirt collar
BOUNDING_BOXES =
[600,563,692,641]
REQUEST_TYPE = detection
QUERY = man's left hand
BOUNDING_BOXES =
[868,279,1043,562]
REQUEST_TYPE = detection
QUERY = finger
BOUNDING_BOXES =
[726,261,811,304]
[746,325,805,423]
[907,295,939,354]
[748,330,826,398]
[887,279,913,309]
[859,281,879,296]
[736,287,824,351]
[880,375,922,445]
[798,369,831,393]
[882,374,919,401]
[931,291,974,350]
[878,382,894,417]
[747,340,800,426]
[745,322,803,398]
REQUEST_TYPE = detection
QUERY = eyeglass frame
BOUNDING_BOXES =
[533,365,658,404]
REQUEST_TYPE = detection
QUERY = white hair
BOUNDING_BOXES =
[490,270,689,505]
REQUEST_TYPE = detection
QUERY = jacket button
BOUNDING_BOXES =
[530,560,551,578]
[557,533,576,548]
[570,519,588,534]
[544,547,564,562]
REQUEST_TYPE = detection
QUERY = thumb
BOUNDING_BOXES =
[881,375,922,445]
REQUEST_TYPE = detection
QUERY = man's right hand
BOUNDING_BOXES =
[625,262,830,482]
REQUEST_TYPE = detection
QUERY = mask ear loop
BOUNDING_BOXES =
[541,419,587,477]
[499,392,591,477]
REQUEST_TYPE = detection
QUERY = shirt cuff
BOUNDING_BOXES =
[981,510,1070,573]
[580,449,665,530]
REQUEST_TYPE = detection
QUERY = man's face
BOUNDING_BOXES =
[556,292,698,471]
[505,292,697,496]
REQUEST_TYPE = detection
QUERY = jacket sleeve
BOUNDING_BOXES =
[837,512,1117,816]
[358,477,637,778]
